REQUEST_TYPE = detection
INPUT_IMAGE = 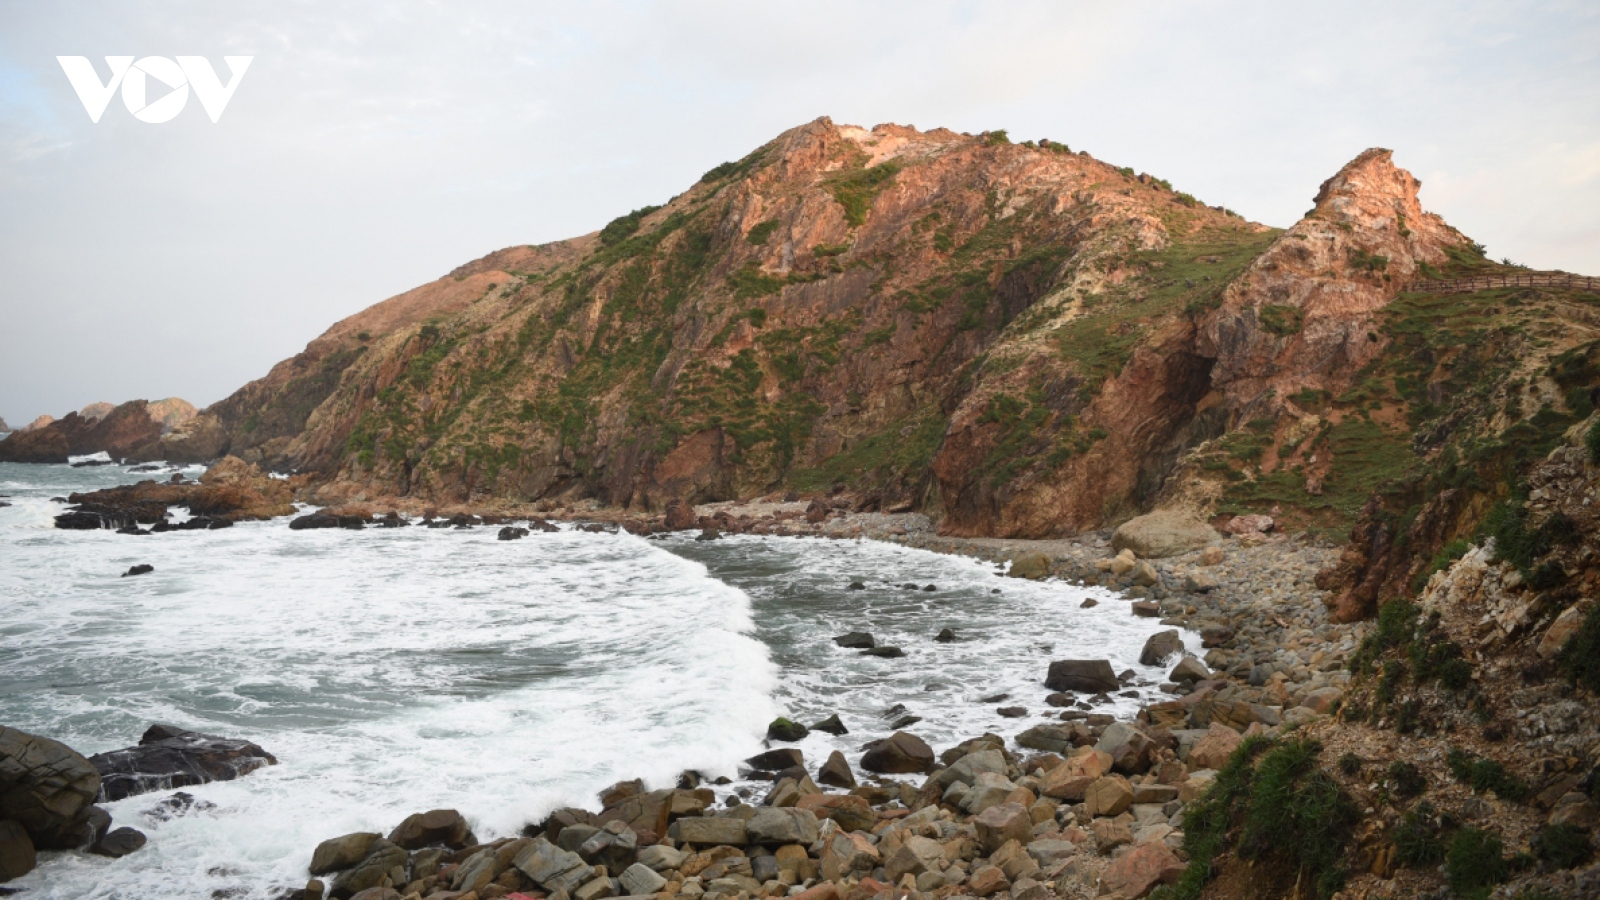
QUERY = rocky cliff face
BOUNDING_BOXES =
[112,120,1596,583]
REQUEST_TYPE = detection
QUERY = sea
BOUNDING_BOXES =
[0,456,1191,899]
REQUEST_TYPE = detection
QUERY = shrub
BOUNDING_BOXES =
[1558,603,1600,692]
[983,129,1010,146]
[1532,823,1593,869]
[744,219,780,246]
[1259,304,1305,337]
[1387,761,1427,798]
[1587,418,1600,464]
[1528,560,1567,590]
[1437,657,1474,690]
[1448,748,1529,801]
[1392,801,1446,867]
[828,161,902,227]
[1350,248,1390,273]
[1337,753,1362,776]
[599,205,663,246]
[1447,828,1508,899]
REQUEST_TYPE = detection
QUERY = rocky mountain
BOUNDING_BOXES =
[0,399,197,464]
[58,118,1600,611]
[0,415,8,433]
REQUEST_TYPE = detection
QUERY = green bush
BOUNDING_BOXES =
[983,129,1010,146]
[599,205,662,246]
[828,161,902,228]
[1159,737,1355,900]
[745,219,780,246]
[1558,603,1600,692]
[1447,828,1508,899]
[1387,761,1427,798]
[1447,747,1529,801]
[1392,801,1446,867]
[1532,823,1593,869]
[1337,752,1362,775]
[1586,418,1600,464]
[1528,560,1567,590]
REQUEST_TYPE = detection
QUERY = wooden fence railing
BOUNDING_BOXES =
[1405,272,1600,295]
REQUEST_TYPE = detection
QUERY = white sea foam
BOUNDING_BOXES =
[0,462,1190,899]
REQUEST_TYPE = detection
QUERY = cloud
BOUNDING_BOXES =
[0,0,1597,424]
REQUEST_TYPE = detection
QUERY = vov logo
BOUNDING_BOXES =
[57,56,253,123]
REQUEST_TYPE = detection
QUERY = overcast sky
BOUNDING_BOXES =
[1,1,1597,426]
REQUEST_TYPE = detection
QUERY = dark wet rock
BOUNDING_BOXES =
[1045,692,1074,707]
[143,791,214,823]
[811,714,848,736]
[889,714,922,729]
[122,564,154,577]
[663,500,696,531]
[115,525,147,536]
[832,632,875,649]
[0,725,102,850]
[863,646,905,658]
[1138,630,1185,666]
[1079,597,1098,608]
[498,526,529,540]
[921,584,937,592]
[766,718,809,742]
[860,731,935,774]
[0,819,36,882]
[177,515,232,531]
[88,826,146,858]
[745,748,804,772]
[388,808,474,850]
[997,707,1028,718]
[934,627,957,643]
[1131,600,1160,617]
[289,513,366,530]
[981,693,1009,703]
[77,805,111,847]
[1045,659,1119,693]
[528,517,560,532]
[818,750,856,789]
[88,725,277,802]
[375,512,408,528]
[695,528,721,542]
[331,839,408,897]
[805,498,829,524]
[847,581,865,590]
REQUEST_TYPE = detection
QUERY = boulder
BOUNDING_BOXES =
[805,498,830,523]
[885,834,946,880]
[860,731,935,774]
[974,802,1033,852]
[969,864,1010,897]
[1138,630,1185,666]
[746,748,804,772]
[597,788,672,843]
[817,750,855,788]
[89,725,277,802]
[820,830,879,882]
[1007,553,1051,580]
[332,839,408,897]
[620,861,668,895]
[1045,659,1118,693]
[935,627,957,643]
[1084,776,1134,818]
[1130,561,1159,587]
[1223,514,1274,535]
[388,808,474,851]
[514,838,593,893]
[0,820,35,883]
[310,831,381,874]
[1186,724,1242,770]
[498,526,529,540]
[1111,510,1220,559]
[832,632,875,649]
[746,807,819,845]
[796,793,873,832]
[766,718,809,742]
[347,889,402,900]
[1169,657,1210,684]
[0,725,102,850]
[1537,603,1590,659]
[1095,722,1154,774]
[636,843,686,872]
[663,501,697,531]
[1098,841,1184,898]
[88,826,146,858]
[811,714,848,736]
[675,816,748,846]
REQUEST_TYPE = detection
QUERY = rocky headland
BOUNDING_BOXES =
[0,398,196,464]
[8,117,1600,898]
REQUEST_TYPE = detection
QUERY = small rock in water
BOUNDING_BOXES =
[1079,598,1098,608]
[846,581,866,590]
[890,714,922,729]
[833,632,875,649]
[122,564,154,577]
[497,526,529,541]
[695,528,721,541]
[997,707,1028,718]
[143,791,215,821]
[863,646,905,658]
[934,627,957,642]
[765,718,808,742]
[811,714,848,735]
[922,584,937,592]
[901,583,919,590]
[89,826,146,858]
[980,693,1009,703]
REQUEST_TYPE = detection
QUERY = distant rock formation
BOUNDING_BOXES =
[0,415,8,433]
[77,402,115,422]
[19,415,53,433]
[0,401,172,464]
